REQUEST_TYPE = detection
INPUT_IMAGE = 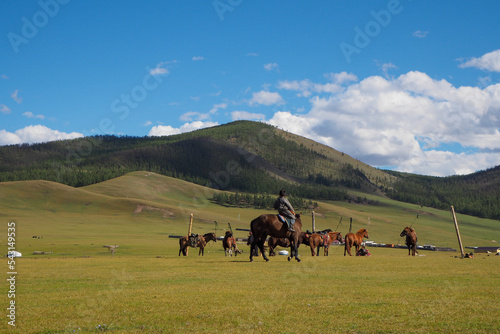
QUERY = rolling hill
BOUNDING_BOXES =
[1,171,498,259]
[0,120,499,219]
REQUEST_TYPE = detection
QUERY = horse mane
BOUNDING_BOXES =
[356,228,366,234]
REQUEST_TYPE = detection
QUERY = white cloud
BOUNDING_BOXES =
[264,62,279,71]
[412,30,428,38]
[1,74,8,79]
[209,103,227,114]
[192,56,204,61]
[0,104,11,114]
[179,111,210,122]
[266,71,500,176]
[278,72,358,97]
[148,121,218,137]
[149,61,173,76]
[249,90,284,106]
[11,90,22,104]
[143,120,153,126]
[231,111,265,121]
[459,49,500,72]
[0,125,83,146]
[23,111,45,119]
[325,71,358,85]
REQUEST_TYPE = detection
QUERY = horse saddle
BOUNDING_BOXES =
[189,235,199,247]
[277,214,288,224]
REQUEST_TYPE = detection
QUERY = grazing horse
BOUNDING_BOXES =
[178,232,217,256]
[250,213,303,262]
[400,226,418,256]
[344,228,369,256]
[223,231,241,257]
[268,237,291,256]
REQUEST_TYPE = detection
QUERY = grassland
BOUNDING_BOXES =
[1,172,499,333]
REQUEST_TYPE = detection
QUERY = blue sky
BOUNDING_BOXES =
[1,0,500,176]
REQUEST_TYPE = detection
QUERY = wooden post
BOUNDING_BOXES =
[349,217,352,233]
[311,211,315,232]
[451,206,465,258]
[186,213,193,255]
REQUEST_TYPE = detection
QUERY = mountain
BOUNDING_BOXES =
[0,120,499,219]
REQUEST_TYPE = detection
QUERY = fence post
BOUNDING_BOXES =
[451,206,465,258]
[312,211,315,232]
[187,213,193,255]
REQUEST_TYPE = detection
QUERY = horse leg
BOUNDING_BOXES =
[258,239,269,262]
[324,246,328,256]
[316,245,321,257]
[250,240,257,262]
[293,240,301,262]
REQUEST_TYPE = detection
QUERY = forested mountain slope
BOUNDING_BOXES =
[0,121,498,219]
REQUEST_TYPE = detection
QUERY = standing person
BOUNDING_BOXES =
[274,188,296,232]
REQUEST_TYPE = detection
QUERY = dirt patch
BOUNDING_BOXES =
[134,204,175,218]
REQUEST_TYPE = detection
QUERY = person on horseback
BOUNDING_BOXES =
[274,188,296,232]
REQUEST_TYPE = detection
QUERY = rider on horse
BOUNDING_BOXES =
[274,188,296,232]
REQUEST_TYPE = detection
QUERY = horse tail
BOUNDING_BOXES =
[250,215,265,237]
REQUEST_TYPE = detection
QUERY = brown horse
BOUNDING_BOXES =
[268,237,291,256]
[250,213,303,262]
[223,231,241,257]
[324,231,343,256]
[178,232,217,256]
[344,228,369,256]
[400,226,418,256]
[308,233,328,256]
[308,232,343,256]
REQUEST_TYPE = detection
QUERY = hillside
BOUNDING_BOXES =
[0,120,499,219]
[1,172,498,255]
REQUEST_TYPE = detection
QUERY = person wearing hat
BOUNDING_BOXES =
[274,188,296,232]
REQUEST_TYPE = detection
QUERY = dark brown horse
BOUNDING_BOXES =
[268,237,291,256]
[178,232,217,256]
[223,231,241,257]
[400,226,418,256]
[250,213,303,262]
[344,228,369,256]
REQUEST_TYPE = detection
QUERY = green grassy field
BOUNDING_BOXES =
[1,171,499,333]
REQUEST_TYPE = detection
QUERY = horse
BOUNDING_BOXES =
[308,231,343,256]
[344,228,369,256]
[223,231,241,257]
[400,226,418,256]
[324,231,343,256]
[267,237,291,256]
[308,233,329,256]
[178,232,217,256]
[250,213,303,262]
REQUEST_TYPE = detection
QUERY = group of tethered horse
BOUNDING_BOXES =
[179,213,419,260]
